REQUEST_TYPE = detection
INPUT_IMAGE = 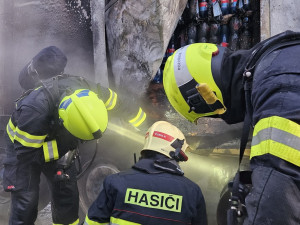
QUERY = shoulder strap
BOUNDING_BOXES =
[42,76,60,108]
[14,89,34,109]
[244,30,300,77]
[42,74,77,107]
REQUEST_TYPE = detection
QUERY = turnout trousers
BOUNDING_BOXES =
[243,166,300,225]
[4,149,79,225]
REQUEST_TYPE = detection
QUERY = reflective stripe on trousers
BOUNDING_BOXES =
[53,218,79,225]
[251,116,300,167]
[84,216,140,225]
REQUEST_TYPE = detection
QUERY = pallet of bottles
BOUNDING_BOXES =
[152,0,259,83]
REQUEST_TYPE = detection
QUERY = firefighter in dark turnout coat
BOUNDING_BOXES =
[4,46,148,225]
[163,30,300,225]
[84,121,207,225]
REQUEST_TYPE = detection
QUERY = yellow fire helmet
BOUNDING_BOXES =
[142,121,189,162]
[163,43,227,123]
[58,89,108,140]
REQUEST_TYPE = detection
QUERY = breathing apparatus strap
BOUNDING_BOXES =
[244,30,300,77]
[227,98,252,225]
[42,75,68,107]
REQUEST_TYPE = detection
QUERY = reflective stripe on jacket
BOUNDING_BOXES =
[251,116,300,167]
[84,158,207,225]
[249,43,300,184]
[84,215,139,225]
[7,117,59,162]
[6,75,148,162]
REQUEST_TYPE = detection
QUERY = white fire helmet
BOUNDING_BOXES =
[142,121,189,161]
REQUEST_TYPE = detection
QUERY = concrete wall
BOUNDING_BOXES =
[261,0,300,40]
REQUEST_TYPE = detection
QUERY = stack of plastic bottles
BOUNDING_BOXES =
[152,0,255,84]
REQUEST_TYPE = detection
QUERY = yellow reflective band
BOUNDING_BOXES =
[251,116,300,167]
[105,88,118,111]
[43,140,59,162]
[83,215,108,225]
[111,217,141,225]
[125,188,182,212]
[6,119,16,143]
[252,116,300,137]
[54,218,79,225]
[128,108,146,127]
[34,86,42,91]
[14,127,47,148]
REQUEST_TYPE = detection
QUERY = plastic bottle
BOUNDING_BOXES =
[220,0,229,15]
[209,23,220,44]
[189,0,200,21]
[243,0,250,11]
[199,0,208,19]
[197,21,210,43]
[239,16,252,49]
[229,16,241,50]
[220,24,229,47]
[211,0,222,18]
[178,28,187,47]
[181,2,190,23]
[230,0,238,14]
[167,34,176,58]
[178,16,185,26]
[237,0,243,10]
[187,23,197,44]
[152,67,163,84]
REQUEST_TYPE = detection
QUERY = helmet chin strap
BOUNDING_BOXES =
[169,139,188,162]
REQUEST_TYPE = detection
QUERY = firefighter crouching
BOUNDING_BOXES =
[163,30,300,225]
[4,46,148,225]
[84,121,208,225]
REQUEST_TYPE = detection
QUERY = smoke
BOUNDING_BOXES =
[0,2,96,224]
[0,0,95,115]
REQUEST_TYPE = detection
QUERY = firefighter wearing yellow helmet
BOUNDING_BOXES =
[163,43,227,123]
[163,31,300,225]
[58,89,108,140]
[84,121,207,225]
[4,46,148,225]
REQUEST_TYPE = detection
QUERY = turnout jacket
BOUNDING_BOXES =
[85,158,207,225]
[5,75,147,189]
[216,30,300,186]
